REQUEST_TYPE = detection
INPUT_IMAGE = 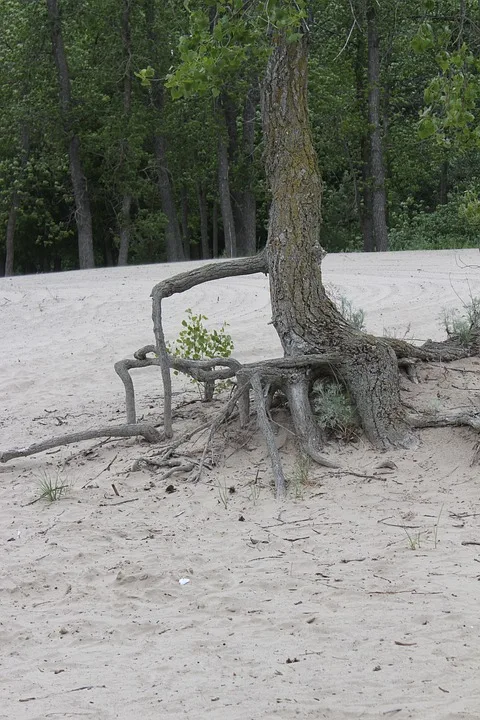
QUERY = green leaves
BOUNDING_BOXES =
[134,66,156,88]
[167,308,234,396]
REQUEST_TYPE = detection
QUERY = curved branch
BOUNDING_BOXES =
[384,333,480,362]
[151,253,267,437]
[407,409,480,431]
[0,424,162,464]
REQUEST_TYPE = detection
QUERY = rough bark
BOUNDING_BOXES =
[366,1,389,252]
[261,33,411,451]
[46,0,95,270]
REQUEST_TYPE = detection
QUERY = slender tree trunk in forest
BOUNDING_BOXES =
[439,159,449,205]
[46,0,95,269]
[180,185,191,260]
[217,105,237,258]
[153,134,185,261]
[262,33,411,450]
[361,136,374,251]
[366,1,389,252]
[5,124,29,276]
[197,181,210,259]
[117,195,132,266]
[117,0,133,266]
[5,204,18,277]
[212,202,219,258]
[353,23,374,251]
[144,0,184,262]
[233,85,258,256]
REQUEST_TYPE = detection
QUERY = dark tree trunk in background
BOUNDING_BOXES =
[145,0,184,262]
[117,195,132,266]
[366,0,389,252]
[212,202,219,257]
[439,159,448,204]
[197,181,210,258]
[262,33,411,451]
[117,0,133,266]
[5,124,29,275]
[153,133,185,261]
[354,21,374,252]
[180,185,191,260]
[46,0,95,269]
[5,204,18,277]
[217,104,237,258]
[233,85,258,256]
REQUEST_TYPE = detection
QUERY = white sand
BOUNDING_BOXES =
[1,249,480,719]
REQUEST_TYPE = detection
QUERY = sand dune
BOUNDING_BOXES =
[1,249,480,719]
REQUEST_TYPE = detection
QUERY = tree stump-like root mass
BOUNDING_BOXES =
[113,256,480,498]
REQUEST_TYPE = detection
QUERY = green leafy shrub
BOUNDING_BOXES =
[168,308,234,399]
[389,197,479,251]
[311,379,358,440]
[327,285,366,330]
[441,296,480,347]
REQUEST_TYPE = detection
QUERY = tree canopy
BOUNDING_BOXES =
[2,0,480,274]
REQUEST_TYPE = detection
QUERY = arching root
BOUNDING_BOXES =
[0,424,161,464]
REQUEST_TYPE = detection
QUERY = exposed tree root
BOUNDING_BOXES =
[151,253,267,438]
[110,250,480,496]
[0,424,161,464]
[407,408,480,432]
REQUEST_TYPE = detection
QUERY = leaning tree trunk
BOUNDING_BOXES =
[366,0,389,252]
[46,0,95,270]
[262,33,412,451]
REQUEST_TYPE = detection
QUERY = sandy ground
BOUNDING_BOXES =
[1,249,480,719]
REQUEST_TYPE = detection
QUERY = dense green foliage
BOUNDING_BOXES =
[1,0,480,274]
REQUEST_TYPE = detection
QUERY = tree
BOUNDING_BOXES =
[46,0,95,270]
[4,2,480,498]
[144,6,480,496]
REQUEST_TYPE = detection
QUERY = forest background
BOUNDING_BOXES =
[1,0,480,276]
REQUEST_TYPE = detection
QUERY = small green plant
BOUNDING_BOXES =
[249,471,261,505]
[168,308,234,399]
[326,285,366,331]
[311,379,358,440]
[337,295,366,331]
[36,470,69,502]
[404,527,422,550]
[217,479,229,509]
[433,504,444,550]
[382,323,412,340]
[290,452,310,498]
[441,296,480,347]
